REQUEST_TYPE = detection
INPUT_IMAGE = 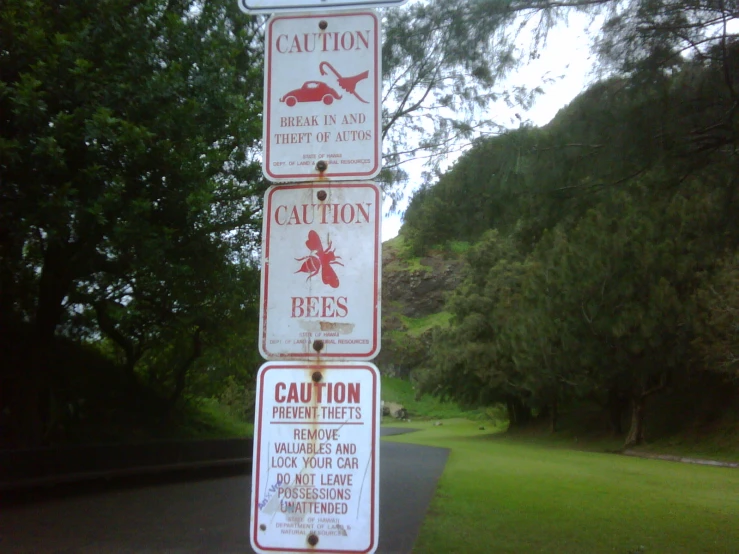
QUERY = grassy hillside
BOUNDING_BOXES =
[381,375,487,421]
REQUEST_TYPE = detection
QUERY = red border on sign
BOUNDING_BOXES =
[264,11,381,182]
[260,182,380,359]
[251,364,378,554]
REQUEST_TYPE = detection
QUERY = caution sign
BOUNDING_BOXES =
[259,182,381,361]
[263,11,381,182]
[250,362,380,554]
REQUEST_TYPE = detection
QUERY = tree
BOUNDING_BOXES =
[380,0,562,193]
[693,255,739,378]
[425,231,536,423]
[407,25,739,443]
[531,186,705,446]
[0,0,264,445]
[380,0,739,197]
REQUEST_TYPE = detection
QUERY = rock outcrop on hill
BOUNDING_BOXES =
[378,237,465,377]
[382,250,462,319]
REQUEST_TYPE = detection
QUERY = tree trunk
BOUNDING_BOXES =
[606,387,625,435]
[624,395,647,448]
[169,328,202,409]
[35,242,72,342]
[0,231,23,319]
[15,241,75,447]
[506,398,516,426]
[623,372,668,448]
[517,401,532,426]
[551,396,558,434]
[506,397,531,428]
[94,301,142,382]
[9,373,43,447]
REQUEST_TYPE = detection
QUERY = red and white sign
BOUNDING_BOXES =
[239,0,408,14]
[263,11,381,182]
[259,182,381,360]
[250,362,380,554]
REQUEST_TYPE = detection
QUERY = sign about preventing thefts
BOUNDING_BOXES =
[250,362,380,554]
[263,11,381,182]
[259,182,381,360]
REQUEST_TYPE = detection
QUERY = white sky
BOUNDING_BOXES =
[381,11,599,240]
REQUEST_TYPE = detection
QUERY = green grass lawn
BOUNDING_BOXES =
[384,419,739,553]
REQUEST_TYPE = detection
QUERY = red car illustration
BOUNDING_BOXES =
[280,81,342,107]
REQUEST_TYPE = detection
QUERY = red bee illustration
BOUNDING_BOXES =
[295,230,343,288]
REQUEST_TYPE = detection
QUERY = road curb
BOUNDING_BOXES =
[622,449,739,468]
[0,438,253,491]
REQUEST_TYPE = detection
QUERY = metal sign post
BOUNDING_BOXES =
[249,3,385,553]
[250,362,380,554]
[262,11,381,182]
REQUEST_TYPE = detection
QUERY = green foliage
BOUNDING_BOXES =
[400,312,452,338]
[407,24,739,447]
[0,321,253,443]
[693,255,739,377]
[402,127,540,255]
[447,241,472,255]
[216,375,256,423]
[181,398,252,439]
[383,235,433,275]
[0,0,265,446]
[423,231,527,407]
[382,330,430,379]
[380,0,546,192]
[5,0,739,450]
[380,376,482,420]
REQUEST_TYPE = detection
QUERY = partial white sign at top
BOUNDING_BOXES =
[239,0,408,14]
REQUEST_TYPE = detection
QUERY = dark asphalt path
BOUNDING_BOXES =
[0,428,448,554]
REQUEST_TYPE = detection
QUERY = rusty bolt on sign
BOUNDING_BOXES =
[316,160,327,172]
[313,339,324,352]
[311,371,323,383]
[259,524,266,531]
[316,190,327,201]
[307,534,319,547]
[318,20,328,30]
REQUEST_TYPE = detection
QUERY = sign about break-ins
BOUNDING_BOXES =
[250,361,380,554]
[263,11,381,182]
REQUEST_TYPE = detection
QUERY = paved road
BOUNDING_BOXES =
[0,429,448,554]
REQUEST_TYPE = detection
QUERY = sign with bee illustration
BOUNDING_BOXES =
[259,182,381,360]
